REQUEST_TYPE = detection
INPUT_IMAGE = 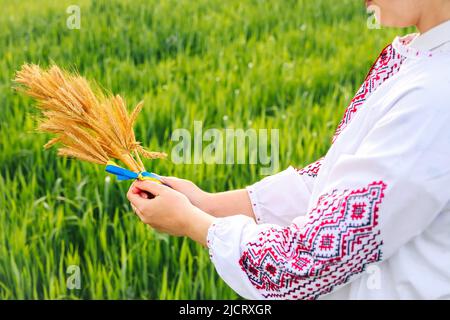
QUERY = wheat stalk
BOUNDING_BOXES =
[14,63,167,172]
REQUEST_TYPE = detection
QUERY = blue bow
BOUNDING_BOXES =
[105,161,162,183]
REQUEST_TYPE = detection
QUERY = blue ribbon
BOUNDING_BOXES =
[105,161,162,182]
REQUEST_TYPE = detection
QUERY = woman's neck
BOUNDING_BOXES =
[416,2,450,33]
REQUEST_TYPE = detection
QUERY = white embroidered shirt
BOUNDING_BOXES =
[206,20,450,300]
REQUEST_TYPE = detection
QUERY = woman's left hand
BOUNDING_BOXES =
[127,180,215,246]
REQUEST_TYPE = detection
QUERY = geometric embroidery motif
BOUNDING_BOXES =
[296,158,324,178]
[295,44,405,179]
[332,44,405,143]
[239,181,387,299]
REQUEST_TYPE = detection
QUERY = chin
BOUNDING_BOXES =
[380,19,415,29]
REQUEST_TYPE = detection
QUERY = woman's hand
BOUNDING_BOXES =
[127,180,215,246]
[160,176,214,213]
[161,176,256,220]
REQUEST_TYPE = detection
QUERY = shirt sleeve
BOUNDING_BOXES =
[207,87,450,300]
[246,159,323,226]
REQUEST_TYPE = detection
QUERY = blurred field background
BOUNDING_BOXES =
[0,0,403,299]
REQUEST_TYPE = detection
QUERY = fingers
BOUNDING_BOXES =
[128,182,149,199]
[127,189,154,221]
[127,187,145,206]
[132,185,149,199]
[127,183,147,206]
[159,176,178,188]
[127,180,167,209]
[131,203,146,222]
[160,176,192,191]
[133,180,167,196]
[127,181,161,224]
[129,203,142,220]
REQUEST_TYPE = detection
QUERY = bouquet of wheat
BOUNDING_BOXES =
[14,64,166,183]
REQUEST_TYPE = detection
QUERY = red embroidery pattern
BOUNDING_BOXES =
[332,44,405,143]
[296,158,324,178]
[239,181,387,299]
[294,44,405,179]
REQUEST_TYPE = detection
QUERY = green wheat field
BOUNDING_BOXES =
[0,0,404,299]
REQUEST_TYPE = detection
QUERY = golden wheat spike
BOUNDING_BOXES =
[58,147,106,165]
[14,63,167,173]
[137,145,168,160]
[43,137,61,150]
[129,101,144,127]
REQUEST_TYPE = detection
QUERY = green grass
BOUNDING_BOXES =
[0,0,405,299]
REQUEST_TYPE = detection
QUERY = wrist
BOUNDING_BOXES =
[185,206,215,246]
[201,192,218,216]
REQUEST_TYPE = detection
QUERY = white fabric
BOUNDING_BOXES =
[410,19,450,52]
[206,21,450,300]
[246,166,313,226]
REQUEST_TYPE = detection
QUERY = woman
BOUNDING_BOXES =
[127,0,450,299]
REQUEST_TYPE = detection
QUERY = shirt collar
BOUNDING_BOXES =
[410,19,450,52]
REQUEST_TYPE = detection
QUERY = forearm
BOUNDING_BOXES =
[161,177,255,220]
[185,207,216,247]
[184,192,255,247]
[206,189,255,220]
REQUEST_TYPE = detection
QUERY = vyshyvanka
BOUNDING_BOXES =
[206,20,450,299]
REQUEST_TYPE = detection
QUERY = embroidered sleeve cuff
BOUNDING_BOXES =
[246,166,312,226]
[206,215,265,300]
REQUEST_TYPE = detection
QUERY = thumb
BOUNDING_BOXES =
[159,176,181,188]
[134,180,167,196]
